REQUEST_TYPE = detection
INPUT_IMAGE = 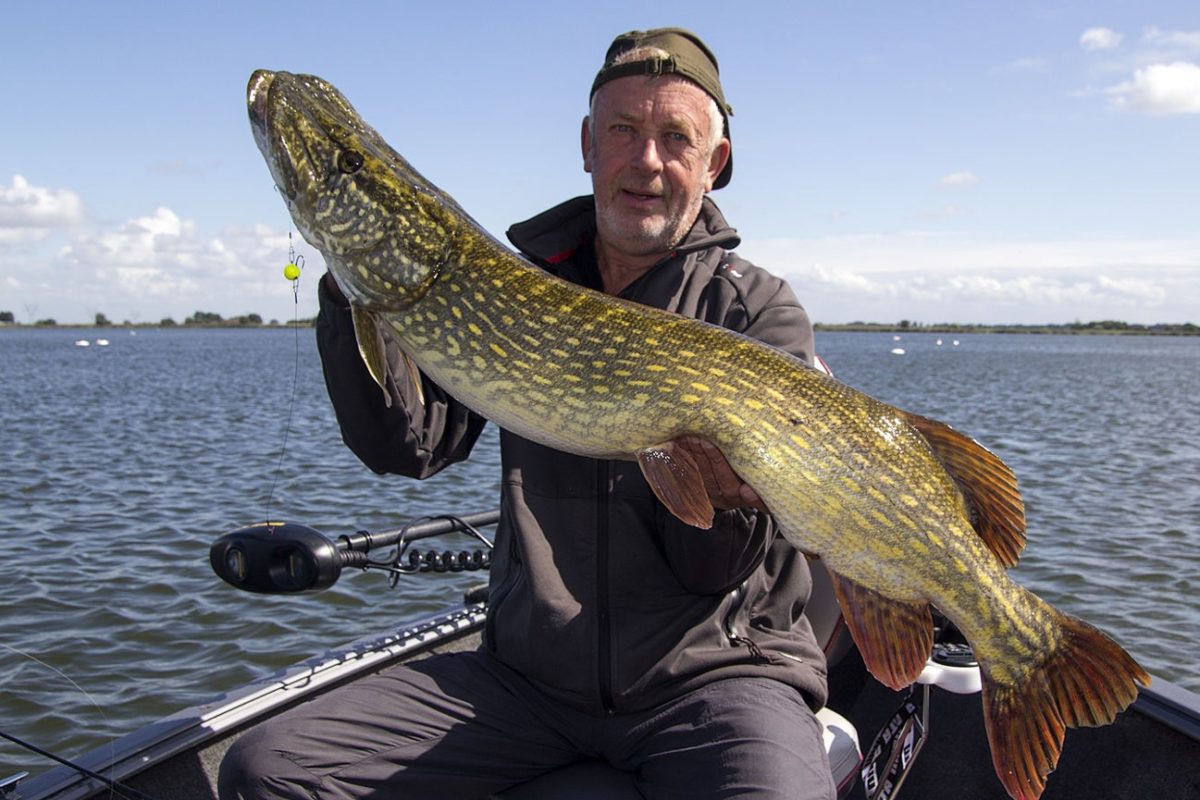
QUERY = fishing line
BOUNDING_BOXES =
[264,232,305,524]
[0,729,159,800]
[0,642,157,800]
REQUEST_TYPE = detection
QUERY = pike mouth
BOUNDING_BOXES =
[245,70,306,206]
[247,70,274,155]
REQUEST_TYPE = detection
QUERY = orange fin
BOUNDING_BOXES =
[398,350,426,407]
[351,305,394,408]
[981,603,1151,800]
[350,305,424,408]
[828,571,932,690]
[904,410,1026,568]
[635,441,714,529]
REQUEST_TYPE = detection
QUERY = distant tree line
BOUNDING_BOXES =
[0,310,315,328]
[815,320,1199,336]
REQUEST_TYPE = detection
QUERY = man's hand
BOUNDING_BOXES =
[673,435,768,514]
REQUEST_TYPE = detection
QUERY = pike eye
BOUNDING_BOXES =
[338,151,364,174]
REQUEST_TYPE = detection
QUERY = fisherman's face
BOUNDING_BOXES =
[583,75,729,259]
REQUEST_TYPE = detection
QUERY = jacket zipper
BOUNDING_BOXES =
[596,460,616,713]
[723,580,773,663]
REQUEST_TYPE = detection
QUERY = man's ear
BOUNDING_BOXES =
[705,138,731,192]
[581,116,594,173]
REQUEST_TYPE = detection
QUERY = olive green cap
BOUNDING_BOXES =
[590,27,734,189]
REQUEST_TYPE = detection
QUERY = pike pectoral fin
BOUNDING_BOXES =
[903,410,1026,568]
[350,306,424,408]
[636,441,715,530]
[829,571,932,691]
[398,351,426,407]
[351,306,392,407]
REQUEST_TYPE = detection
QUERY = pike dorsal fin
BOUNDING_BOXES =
[350,305,424,409]
[636,441,715,530]
[829,571,932,690]
[903,411,1026,568]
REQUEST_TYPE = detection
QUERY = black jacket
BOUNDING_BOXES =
[315,195,829,714]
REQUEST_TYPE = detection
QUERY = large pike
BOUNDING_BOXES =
[247,70,1149,800]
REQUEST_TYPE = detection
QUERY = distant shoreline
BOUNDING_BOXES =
[0,320,317,330]
[813,321,1198,336]
[1,320,1197,336]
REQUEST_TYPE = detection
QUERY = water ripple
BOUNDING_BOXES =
[1,328,1196,769]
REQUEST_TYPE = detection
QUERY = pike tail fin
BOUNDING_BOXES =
[981,600,1151,800]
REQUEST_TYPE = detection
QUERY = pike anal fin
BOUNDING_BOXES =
[636,441,715,530]
[829,571,932,691]
[981,600,1150,800]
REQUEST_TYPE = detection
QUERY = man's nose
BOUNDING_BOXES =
[631,136,663,171]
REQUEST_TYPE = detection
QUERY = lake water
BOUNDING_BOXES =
[1,327,1197,777]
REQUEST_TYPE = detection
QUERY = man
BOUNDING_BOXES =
[220,28,834,800]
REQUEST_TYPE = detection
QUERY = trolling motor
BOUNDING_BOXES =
[210,510,499,594]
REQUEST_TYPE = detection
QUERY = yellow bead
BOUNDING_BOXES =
[283,263,301,281]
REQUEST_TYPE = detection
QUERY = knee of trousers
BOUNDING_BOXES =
[217,727,315,800]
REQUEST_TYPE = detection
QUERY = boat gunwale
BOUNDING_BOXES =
[13,604,487,800]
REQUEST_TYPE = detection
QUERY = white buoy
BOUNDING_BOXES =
[936,339,943,346]
[96,338,110,346]
[890,347,906,355]
[74,339,90,347]
[953,340,960,346]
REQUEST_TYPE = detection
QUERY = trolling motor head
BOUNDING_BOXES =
[210,522,343,594]
[211,511,499,595]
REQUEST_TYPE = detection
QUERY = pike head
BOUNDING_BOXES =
[246,69,460,312]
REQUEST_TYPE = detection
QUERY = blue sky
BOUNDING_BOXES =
[2,1,1197,325]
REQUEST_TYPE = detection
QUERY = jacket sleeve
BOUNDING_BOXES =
[315,273,488,478]
[659,259,814,595]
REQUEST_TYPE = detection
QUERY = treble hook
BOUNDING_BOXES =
[284,232,306,300]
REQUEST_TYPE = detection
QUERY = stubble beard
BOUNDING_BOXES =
[595,185,706,257]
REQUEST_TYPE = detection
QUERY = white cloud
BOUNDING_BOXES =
[0,175,86,246]
[744,232,1200,324]
[1140,27,1200,57]
[798,266,1187,325]
[1096,274,1169,303]
[1107,61,1200,114]
[5,205,322,323]
[938,171,981,188]
[1080,27,1123,51]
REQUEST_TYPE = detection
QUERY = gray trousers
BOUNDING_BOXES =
[218,651,835,800]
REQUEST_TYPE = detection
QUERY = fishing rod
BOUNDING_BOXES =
[0,729,157,800]
[210,510,499,594]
